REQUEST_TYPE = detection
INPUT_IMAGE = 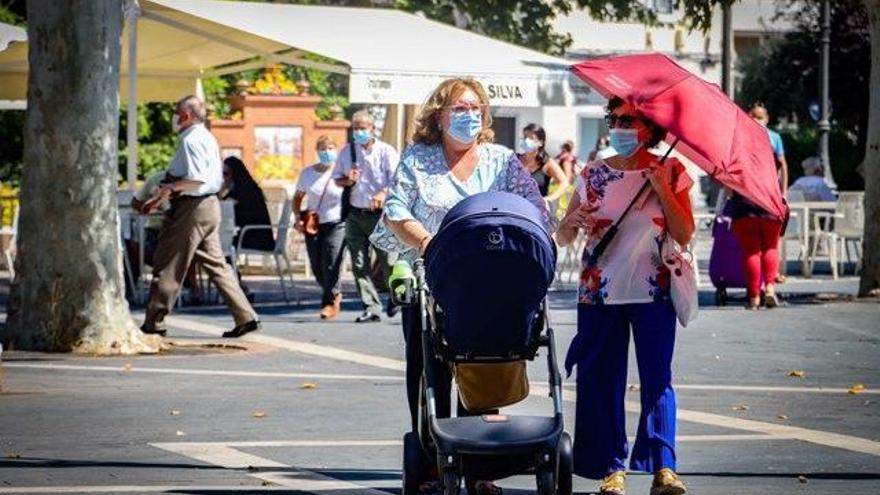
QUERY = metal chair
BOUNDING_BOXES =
[218,200,239,279]
[808,192,864,278]
[779,209,807,276]
[236,198,297,303]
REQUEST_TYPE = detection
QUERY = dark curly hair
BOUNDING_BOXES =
[607,96,667,149]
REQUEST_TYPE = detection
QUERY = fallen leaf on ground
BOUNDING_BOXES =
[627,384,640,392]
[5,453,20,459]
[262,481,274,486]
[797,475,808,484]
[732,404,750,412]
[777,414,789,420]
[175,430,185,436]
[787,370,806,378]
[300,383,318,390]
[170,410,181,416]
[848,383,866,395]
[123,363,133,371]
[252,411,267,418]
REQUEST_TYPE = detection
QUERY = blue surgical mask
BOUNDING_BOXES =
[447,111,482,144]
[353,129,373,145]
[609,128,642,158]
[519,137,540,153]
[318,149,338,165]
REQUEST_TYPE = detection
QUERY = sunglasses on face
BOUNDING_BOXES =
[605,113,640,129]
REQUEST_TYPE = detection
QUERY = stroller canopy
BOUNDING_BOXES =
[425,191,556,359]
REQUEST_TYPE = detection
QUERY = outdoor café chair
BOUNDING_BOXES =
[808,192,864,279]
[235,198,297,304]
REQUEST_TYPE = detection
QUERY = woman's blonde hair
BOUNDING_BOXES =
[315,134,337,150]
[411,78,494,145]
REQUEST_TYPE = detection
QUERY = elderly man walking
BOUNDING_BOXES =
[334,110,400,322]
[140,95,260,338]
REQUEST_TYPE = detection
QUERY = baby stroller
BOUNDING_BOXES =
[395,191,573,495]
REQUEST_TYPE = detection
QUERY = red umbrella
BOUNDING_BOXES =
[571,52,787,220]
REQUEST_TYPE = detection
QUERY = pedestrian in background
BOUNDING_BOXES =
[140,95,259,339]
[789,156,836,202]
[294,135,346,319]
[555,139,578,182]
[518,123,569,212]
[333,109,400,323]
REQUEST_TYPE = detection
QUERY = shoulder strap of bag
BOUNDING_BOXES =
[313,163,336,212]
[587,139,679,267]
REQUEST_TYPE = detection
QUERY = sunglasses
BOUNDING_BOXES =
[605,113,641,129]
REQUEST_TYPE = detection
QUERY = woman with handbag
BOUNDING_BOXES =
[294,135,346,319]
[555,97,695,495]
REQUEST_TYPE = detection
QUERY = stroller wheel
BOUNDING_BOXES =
[443,469,461,495]
[556,432,573,495]
[537,467,555,495]
[403,432,425,495]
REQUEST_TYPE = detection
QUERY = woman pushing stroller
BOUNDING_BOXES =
[370,77,553,495]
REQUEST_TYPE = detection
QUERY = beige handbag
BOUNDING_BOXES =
[453,361,529,412]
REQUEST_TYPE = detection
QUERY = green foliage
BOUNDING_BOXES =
[0,1,24,26]
[202,76,231,119]
[0,110,24,186]
[118,103,177,181]
[781,127,865,192]
[396,0,574,55]
[574,0,729,33]
[737,0,868,191]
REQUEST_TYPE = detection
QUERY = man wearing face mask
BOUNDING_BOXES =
[140,95,260,338]
[333,109,400,323]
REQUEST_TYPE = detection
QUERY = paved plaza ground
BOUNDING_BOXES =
[1,269,879,494]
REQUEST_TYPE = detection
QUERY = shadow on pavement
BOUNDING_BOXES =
[0,457,214,471]
[680,471,880,480]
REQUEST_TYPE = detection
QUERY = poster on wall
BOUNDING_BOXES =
[253,126,303,182]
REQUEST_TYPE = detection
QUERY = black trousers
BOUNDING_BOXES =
[402,304,504,427]
[304,221,346,306]
[403,305,528,483]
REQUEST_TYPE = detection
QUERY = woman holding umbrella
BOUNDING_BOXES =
[565,53,787,495]
[557,96,693,495]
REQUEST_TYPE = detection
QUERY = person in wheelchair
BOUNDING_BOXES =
[370,78,557,495]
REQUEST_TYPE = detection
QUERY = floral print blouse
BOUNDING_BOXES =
[370,142,554,260]
[574,158,693,305]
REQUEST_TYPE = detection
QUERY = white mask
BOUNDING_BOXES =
[171,114,182,133]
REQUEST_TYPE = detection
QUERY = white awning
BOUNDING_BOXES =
[146,0,574,107]
[0,1,578,106]
[0,21,24,51]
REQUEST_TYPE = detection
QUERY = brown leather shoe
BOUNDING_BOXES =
[320,294,342,319]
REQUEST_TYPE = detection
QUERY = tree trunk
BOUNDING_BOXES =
[4,0,160,353]
[860,0,880,297]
